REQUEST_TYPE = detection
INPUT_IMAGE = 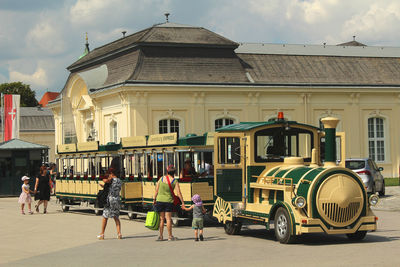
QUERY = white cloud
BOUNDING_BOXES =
[26,19,66,55]
[9,67,49,88]
[341,2,400,45]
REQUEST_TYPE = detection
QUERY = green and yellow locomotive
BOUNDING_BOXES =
[212,116,378,243]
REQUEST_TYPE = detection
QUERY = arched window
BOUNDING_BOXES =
[159,119,179,134]
[215,118,234,130]
[110,121,118,143]
[368,117,385,162]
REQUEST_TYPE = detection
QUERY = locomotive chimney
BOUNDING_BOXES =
[321,117,340,167]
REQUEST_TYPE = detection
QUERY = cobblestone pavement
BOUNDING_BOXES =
[1,187,399,267]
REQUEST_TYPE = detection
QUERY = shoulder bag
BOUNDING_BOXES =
[166,176,181,207]
[96,182,111,208]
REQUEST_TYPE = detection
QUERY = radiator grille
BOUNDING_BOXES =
[321,202,361,224]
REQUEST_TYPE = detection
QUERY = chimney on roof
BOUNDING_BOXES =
[164,12,170,22]
[353,35,356,41]
[122,31,127,38]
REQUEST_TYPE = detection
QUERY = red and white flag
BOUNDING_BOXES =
[2,94,20,141]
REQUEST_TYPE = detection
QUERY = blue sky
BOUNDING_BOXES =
[1,0,400,100]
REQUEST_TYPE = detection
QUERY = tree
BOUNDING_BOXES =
[0,82,38,107]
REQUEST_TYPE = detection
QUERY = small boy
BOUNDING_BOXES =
[182,194,206,241]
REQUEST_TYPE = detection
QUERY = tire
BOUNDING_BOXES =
[224,220,242,235]
[372,184,376,194]
[94,201,102,216]
[346,231,367,241]
[61,199,69,212]
[274,207,296,244]
[379,181,385,196]
[127,205,137,220]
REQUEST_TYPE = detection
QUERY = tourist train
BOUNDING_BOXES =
[55,113,378,243]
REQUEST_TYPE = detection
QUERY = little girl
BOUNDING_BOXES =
[182,194,207,241]
[18,176,34,215]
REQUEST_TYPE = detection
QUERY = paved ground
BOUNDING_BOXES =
[1,187,400,267]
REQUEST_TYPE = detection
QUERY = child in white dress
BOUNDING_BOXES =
[18,176,34,215]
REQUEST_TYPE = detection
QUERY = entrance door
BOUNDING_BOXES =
[214,133,245,202]
[12,151,30,195]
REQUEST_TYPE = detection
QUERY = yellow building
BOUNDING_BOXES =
[48,22,400,177]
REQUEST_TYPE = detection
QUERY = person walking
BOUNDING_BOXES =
[153,165,184,241]
[182,194,207,241]
[97,158,123,240]
[48,163,57,195]
[34,165,51,214]
[18,176,34,215]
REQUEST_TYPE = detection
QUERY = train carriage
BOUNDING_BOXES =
[212,115,378,243]
[119,132,215,219]
[55,132,215,221]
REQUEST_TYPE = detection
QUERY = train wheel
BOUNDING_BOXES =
[61,199,69,212]
[94,201,102,216]
[127,205,137,220]
[224,220,242,235]
[274,207,295,244]
[346,231,367,241]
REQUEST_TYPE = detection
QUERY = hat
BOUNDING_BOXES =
[192,194,203,207]
[21,176,30,181]
[167,165,176,172]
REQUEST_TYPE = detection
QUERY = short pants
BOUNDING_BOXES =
[155,201,174,212]
[192,217,204,229]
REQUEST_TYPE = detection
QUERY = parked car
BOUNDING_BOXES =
[345,158,385,196]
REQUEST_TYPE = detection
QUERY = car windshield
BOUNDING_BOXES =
[345,160,365,170]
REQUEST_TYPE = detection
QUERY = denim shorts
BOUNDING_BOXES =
[155,202,174,212]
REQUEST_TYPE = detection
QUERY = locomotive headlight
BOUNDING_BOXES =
[369,194,379,206]
[293,196,306,208]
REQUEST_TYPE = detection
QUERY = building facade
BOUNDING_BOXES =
[0,107,55,162]
[48,22,400,177]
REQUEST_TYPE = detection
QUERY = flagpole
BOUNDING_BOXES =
[1,93,3,142]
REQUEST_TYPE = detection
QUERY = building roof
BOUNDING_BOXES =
[0,138,48,150]
[237,53,400,86]
[68,22,238,71]
[39,92,60,107]
[52,22,400,99]
[235,43,400,57]
[0,107,54,132]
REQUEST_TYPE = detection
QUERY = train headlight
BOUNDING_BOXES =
[369,194,379,206]
[293,196,306,208]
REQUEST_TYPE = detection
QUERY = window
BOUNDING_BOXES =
[110,121,118,143]
[368,117,385,162]
[215,118,234,130]
[254,127,313,163]
[159,119,179,134]
[218,137,241,164]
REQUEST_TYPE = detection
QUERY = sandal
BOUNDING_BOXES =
[97,234,104,240]
[168,236,177,241]
[28,211,33,215]
[21,211,25,215]
[35,205,39,213]
[156,236,163,241]
[118,234,123,239]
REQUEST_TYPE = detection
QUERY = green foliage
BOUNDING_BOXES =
[0,82,38,107]
[384,178,400,186]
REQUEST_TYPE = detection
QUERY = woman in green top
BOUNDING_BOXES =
[153,165,184,241]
